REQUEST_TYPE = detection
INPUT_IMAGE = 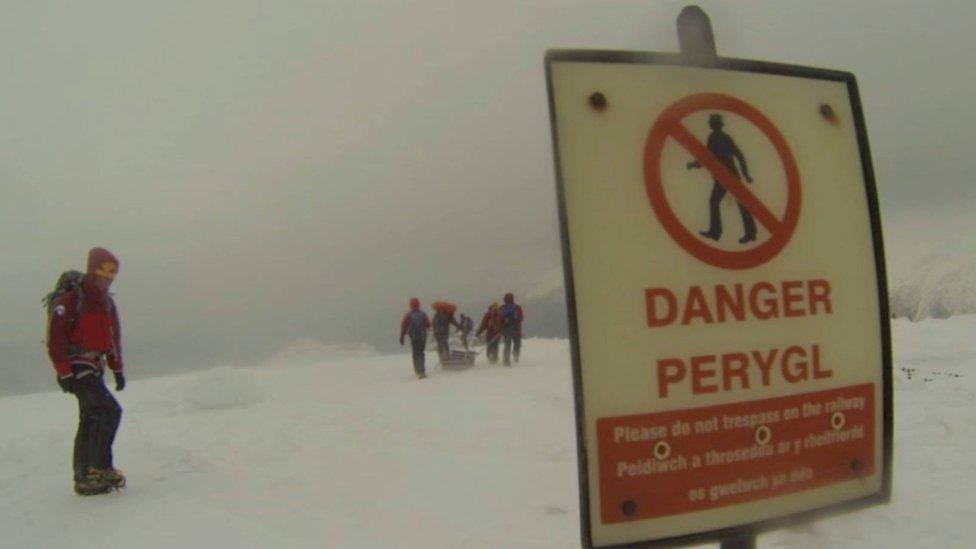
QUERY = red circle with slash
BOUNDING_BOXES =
[643,93,801,270]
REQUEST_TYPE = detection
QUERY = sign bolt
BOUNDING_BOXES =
[621,499,638,518]
[831,412,846,430]
[755,425,772,446]
[589,92,608,111]
[819,103,839,125]
[653,440,672,460]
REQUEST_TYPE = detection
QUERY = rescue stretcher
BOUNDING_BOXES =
[439,348,479,369]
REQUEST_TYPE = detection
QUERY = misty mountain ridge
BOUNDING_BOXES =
[889,252,976,320]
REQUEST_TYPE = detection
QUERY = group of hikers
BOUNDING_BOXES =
[42,246,527,497]
[399,293,525,379]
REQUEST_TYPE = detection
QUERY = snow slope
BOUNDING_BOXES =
[1,323,974,548]
[0,339,579,549]
[889,253,976,321]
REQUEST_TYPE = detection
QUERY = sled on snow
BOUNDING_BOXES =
[439,349,478,370]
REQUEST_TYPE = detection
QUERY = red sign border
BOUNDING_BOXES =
[643,93,802,270]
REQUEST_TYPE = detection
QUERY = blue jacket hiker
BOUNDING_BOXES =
[400,297,431,379]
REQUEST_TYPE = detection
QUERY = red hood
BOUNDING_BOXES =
[85,247,118,295]
[87,247,119,276]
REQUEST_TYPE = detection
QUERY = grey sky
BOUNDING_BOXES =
[2,0,974,393]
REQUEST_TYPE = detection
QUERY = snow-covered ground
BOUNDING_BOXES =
[1,320,974,548]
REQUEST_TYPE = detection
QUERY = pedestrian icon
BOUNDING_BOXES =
[686,113,757,244]
[643,93,802,270]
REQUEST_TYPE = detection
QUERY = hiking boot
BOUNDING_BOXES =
[90,467,126,488]
[74,474,111,496]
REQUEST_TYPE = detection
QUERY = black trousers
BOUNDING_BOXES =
[503,329,522,365]
[434,333,450,361]
[706,181,756,239]
[411,337,427,375]
[486,334,500,364]
[72,369,122,481]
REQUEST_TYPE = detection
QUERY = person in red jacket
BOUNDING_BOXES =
[476,301,502,365]
[47,247,127,495]
[400,297,431,379]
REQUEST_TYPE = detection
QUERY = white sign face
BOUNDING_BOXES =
[546,51,891,548]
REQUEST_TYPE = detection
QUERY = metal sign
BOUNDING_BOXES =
[546,50,892,548]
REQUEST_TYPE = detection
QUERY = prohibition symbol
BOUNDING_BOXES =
[644,93,801,270]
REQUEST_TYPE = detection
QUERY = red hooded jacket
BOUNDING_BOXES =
[47,248,123,377]
[400,298,431,341]
[476,305,502,340]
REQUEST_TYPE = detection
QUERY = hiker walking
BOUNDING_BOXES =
[458,313,474,350]
[431,301,461,362]
[499,293,524,366]
[686,113,757,243]
[400,297,431,379]
[476,301,502,365]
[45,247,127,495]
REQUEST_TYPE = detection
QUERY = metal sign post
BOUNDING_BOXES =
[678,10,743,547]
[677,6,717,57]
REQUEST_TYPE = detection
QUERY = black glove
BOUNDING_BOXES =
[57,375,74,394]
[113,371,126,392]
[400,336,405,346]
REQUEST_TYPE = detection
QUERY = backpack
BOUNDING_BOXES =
[500,303,519,326]
[42,270,85,342]
[43,270,85,316]
[407,310,428,340]
[431,301,456,315]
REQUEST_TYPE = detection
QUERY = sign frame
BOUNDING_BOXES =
[544,49,893,549]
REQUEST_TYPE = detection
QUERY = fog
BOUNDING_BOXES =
[2,0,974,394]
